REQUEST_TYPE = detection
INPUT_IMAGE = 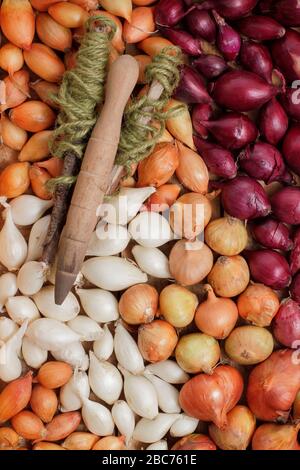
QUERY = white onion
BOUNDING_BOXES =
[60,371,90,412]
[146,360,189,384]
[26,318,80,350]
[122,367,158,420]
[81,398,114,436]
[132,245,171,279]
[114,323,144,375]
[93,325,114,361]
[32,286,80,322]
[5,296,40,325]
[0,206,27,271]
[67,316,103,342]
[26,215,50,262]
[17,261,47,296]
[0,321,27,382]
[146,441,168,451]
[22,337,48,369]
[77,288,119,323]
[88,352,123,405]
[10,195,53,226]
[128,212,173,248]
[87,223,130,257]
[112,400,135,446]
[144,372,181,414]
[51,342,89,370]
[170,414,199,438]
[0,273,18,311]
[133,413,181,443]
[82,256,147,291]
[0,317,18,341]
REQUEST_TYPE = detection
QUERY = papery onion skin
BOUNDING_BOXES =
[221,176,271,220]
[225,325,274,365]
[237,15,286,41]
[273,299,300,349]
[171,434,217,451]
[194,137,237,179]
[138,320,178,363]
[208,255,250,298]
[237,283,280,327]
[185,9,216,43]
[271,29,300,83]
[174,65,212,105]
[159,284,198,328]
[1,70,30,112]
[259,98,288,147]
[0,0,35,50]
[179,365,244,429]
[209,406,256,450]
[272,187,300,225]
[252,423,300,450]
[10,101,56,133]
[250,218,293,251]
[246,349,300,422]
[175,142,209,194]
[245,249,291,290]
[205,217,248,256]
[282,124,300,176]
[175,332,220,374]
[195,285,238,340]
[137,143,179,188]
[119,284,158,325]
[0,162,30,198]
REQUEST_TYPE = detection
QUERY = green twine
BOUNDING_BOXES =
[115,46,184,169]
[47,15,116,188]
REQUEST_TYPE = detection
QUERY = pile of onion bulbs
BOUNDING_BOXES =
[0,0,300,452]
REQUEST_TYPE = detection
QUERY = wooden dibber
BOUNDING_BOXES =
[54,55,139,304]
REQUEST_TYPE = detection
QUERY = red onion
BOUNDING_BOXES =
[239,142,292,184]
[240,41,273,84]
[250,217,293,251]
[192,55,228,80]
[174,65,211,104]
[155,0,187,27]
[282,125,300,176]
[273,0,300,27]
[244,249,291,289]
[290,273,300,302]
[280,88,300,121]
[212,70,278,112]
[213,10,241,62]
[271,187,300,225]
[200,112,258,150]
[237,15,286,41]
[161,28,202,56]
[290,229,300,276]
[259,98,289,146]
[196,0,258,20]
[192,104,213,138]
[221,176,271,220]
[271,30,300,83]
[273,299,300,349]
[194,136,237,179]
[186,9,216,42]
[259,0,275,13]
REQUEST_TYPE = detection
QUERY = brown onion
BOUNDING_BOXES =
[246,349,300,422]
[137,142,179,188]
[37,362,73,389]
[175,141,209,194]
[138,320,178,363]
[119,284,158,325]
[30,81,59,110]
[195,285,238,340]
[175,332,220,374]
[170,192,212,240]
[208,256,250,298]
[45,412,81,442]
[0,70,30,113]
[92,436,126,451]
[293,390,300,420]
[48,2,89,28]
[225,326,274,365]
[209,406,256,450]
[159,284,198,328]
[179,365,244,429]
[36,13,73,52]
[30,385,58,424]
[24,43,65,83]
[205,217,248,256]
[0,43,24,76]
[169,240,214,287]
[10,101,56,133]
[252,423,300,450]
[0,0,35,50]
[171,434,217,451]
[0,113,28,152]
[11,411,46,441]
[237,283,280,327]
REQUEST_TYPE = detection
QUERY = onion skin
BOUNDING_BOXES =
[208,255,250,298]
[119,284,158,325]
[175,141,209,194]
[250,218,293,251]
[161,27,202,56]
[282,124,300,176]
[174,65,211,105]
[209,406,256,450]
[192,55,228,80]
[237,284,280,327]
[179,365,244,429]
[194,137,237,179]
[175,332,220,374]
[0,161,30,198]
[273,299,300,349]
[172,434,216,451]
[212,70,278,113]
[271,30,300,83]
[271,187,300,225]
[137,142,179,188]
[237,15,286,41]
[225,325,274,365]
[293,390,300,420]
[0,70,30,113]
[159,284,198,329]
[145,184,181,212]
[252,423,300,450]
[240,41,273,84]
[259,98,288,146]
[155,0,186,27]
[170,193,212,240]
[186,10,216,43]
[245,249,291,290]
[291,273,300,303]
[138,320,178,363]
[221,176,271,220]
[213,10,241,62]
[195,285,238,340]
[192,104,213,139]
[0,0,35,50]
[205,217,248,256]
[246,349,300,422]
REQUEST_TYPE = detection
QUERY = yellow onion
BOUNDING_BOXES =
[37,157,63,178]
[159,284,198,328]
[0,0,35,50]
[1,113,28,151]
[170,192,212,240]
[237,283,280,327]
[225,326,274,365]
[11,411,47,441]
[44,412,81,442]
[92,436,126,450]
[135,55,152,84]
[205,217,248,256]
[145,184,181,212]
[99,0,132,22]
[252,423,300,450]
[119,284,159,325]
[209,406,256,450]
[36,13,73,52]
[138,319,178,363]
[139,37,173,57]
[37,361,73,389]
[195,285,238,340]
[172,434,217,451]
[169,239,214,286]
[30,80,59,109]
[10,101,56,132]
[63,432,99,450]
[0,427,22,450]
[33,442,65,450]
[29,165,52,200]
[208,255,250,297]
[176,142,209,194]
[123,7,155,44]
[137,142,179,188]
[48,2,89,28]
[0,70,30,113]
[165,99,196,150]
[18,131,53,162]
[31,0,64,11]
[0,162,30,198]
[70,0,99,10]
[293,391,300,420]
[0,43,24,77]
[175,333,220,374]
[24,44,65,83]
[30,385,58,424]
